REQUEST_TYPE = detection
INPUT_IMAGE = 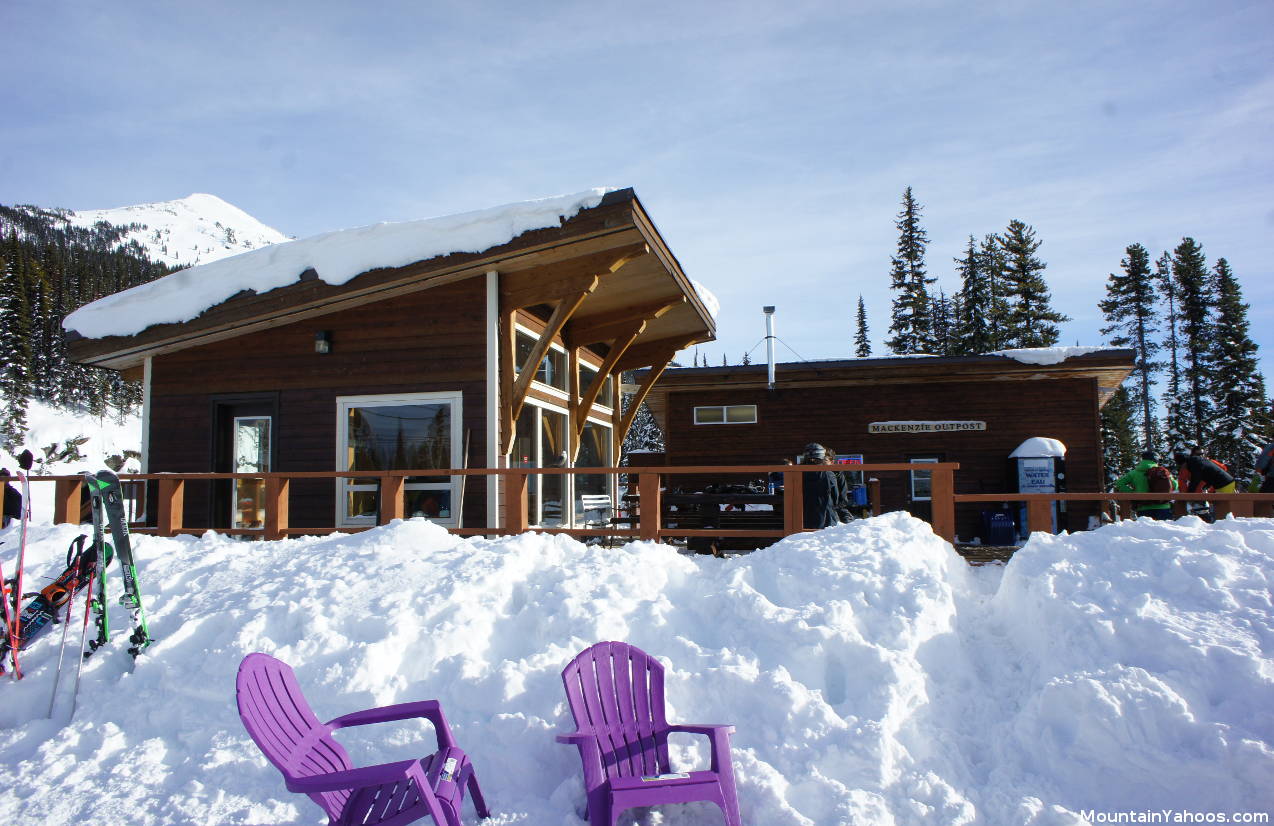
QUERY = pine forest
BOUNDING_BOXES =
[0,205,174,450]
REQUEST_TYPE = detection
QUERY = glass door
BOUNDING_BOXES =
[232,416,271,530]
[512,402,569,527]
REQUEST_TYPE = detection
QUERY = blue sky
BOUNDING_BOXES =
[3,0,1272,387]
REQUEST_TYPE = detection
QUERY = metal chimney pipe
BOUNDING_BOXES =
[763,305,776,389]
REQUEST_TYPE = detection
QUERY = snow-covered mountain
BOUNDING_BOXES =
[67,193,290,268]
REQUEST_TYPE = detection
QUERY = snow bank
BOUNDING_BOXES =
[0,513,1270,824]
[989,347,1114,365]
[63,189,615,339]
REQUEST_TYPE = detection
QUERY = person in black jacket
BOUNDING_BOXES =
[1,469,21,528]
[800,443,842,529]
[1172,448,1236,494]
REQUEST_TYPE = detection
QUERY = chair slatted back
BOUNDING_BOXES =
[236,653,353,821]
[562,641,670,780]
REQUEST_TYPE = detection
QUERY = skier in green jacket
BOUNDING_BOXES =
[1113,450,1177,520]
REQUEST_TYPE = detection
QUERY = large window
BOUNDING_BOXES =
[336,392,462,526]
[512,402,613,527]
[579,362,614,409]
[515,329,567,392]
[575,419,613,522]
[512,402,569,526]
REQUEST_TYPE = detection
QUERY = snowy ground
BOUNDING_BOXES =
[0,512,1270,825]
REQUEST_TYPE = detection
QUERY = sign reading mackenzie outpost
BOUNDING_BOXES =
[868,421,987,434]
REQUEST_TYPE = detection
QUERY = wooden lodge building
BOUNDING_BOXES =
[66,188,716,532]
[67,186,1134,542]
[638,350,1135,542]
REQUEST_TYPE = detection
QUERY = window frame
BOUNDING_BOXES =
[693,404,758,425]
[335,391,463,528]
[909,456,940,502]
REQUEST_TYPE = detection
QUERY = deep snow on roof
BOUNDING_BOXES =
[64,189,616,339]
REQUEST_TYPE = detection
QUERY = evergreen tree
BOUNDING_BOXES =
[0,203,173,442]
[930,289,956,356]
[1170,237,1214,448]
[1207,258,1270,479]
[998,219,1069,347]
[1098,243,1161,450]
[1101,385,1140,491]
[854,295,872,357]
[954,235,995,354]
[1157,251,1186,450]
[742,351,752,366]
[885,187,935,354]
[0,249,32,451]
[979,233,1011,350]
[620,396,664,458]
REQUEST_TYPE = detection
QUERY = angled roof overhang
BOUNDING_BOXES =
[67,188,716,372]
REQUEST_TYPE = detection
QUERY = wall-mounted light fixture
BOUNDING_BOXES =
[315,331,332,354]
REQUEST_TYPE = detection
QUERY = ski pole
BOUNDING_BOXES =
[9,450,33,681]
[0,552,17,679]
[47,536,88,718]
[68,557,100,721]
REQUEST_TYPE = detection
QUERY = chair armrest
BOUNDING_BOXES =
[327,700,457,750]
[666,724,736,775]
[667,724,735,736]
[556,732,605,786]
[285,758,425,793]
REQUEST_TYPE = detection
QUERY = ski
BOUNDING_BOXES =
[82,471,112,658]
[87,470,151,658]
[0,536,101,664]
[2,449,34,679]
[0,552,18,678]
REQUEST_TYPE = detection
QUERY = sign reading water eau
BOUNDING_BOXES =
[868,421,987,434]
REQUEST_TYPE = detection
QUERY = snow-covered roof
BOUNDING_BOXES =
[989,346,1113,365]
[64,189,619,339]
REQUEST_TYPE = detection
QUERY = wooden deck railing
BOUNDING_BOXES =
[29,464,1274,544]
[954,491,1274,534]
[30,464,956,542]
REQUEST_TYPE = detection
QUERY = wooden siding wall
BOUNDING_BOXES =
[663,377,1103,541]
[148,280,489,529]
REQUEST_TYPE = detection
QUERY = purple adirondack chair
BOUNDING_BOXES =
[557,641,742,826]
[236,653,490,826]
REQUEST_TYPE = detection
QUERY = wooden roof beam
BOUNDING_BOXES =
[614,352,676,452]
[563,295,685,349]
[612,333,708,373]
[503,273,599,313]
[500,243,646,311]
[574,320,646,440]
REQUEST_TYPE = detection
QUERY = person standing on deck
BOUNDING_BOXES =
[799,443,841,529]
[1174,446,1236,494]
[1113,450,1176,520]
[1,469,20,528]
[1254,441,1274,493]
